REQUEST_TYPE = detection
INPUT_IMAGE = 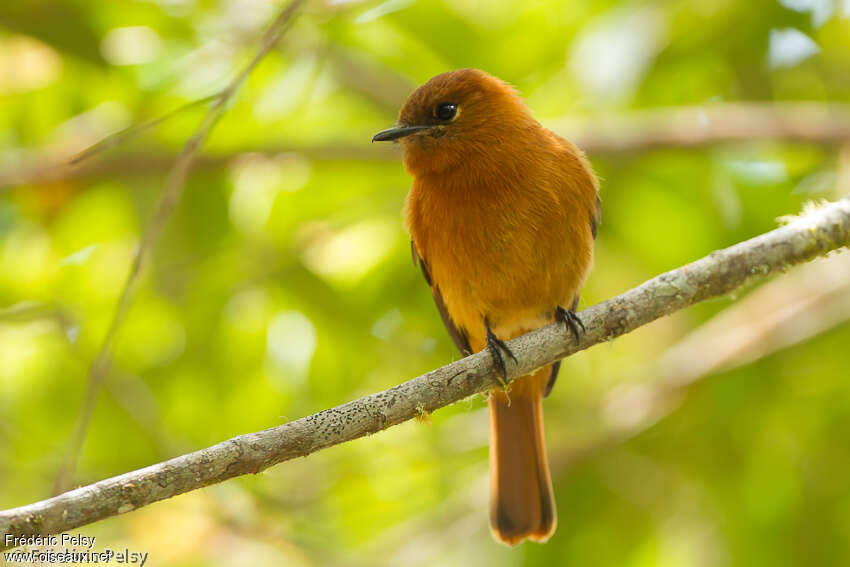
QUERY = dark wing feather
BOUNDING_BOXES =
[412,240,472,356]
[543,362,561,398]
[591,194,602,239]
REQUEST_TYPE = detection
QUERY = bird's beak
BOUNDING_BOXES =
[372,125,430,142]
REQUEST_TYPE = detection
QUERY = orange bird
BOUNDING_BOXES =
[373,69,600,545]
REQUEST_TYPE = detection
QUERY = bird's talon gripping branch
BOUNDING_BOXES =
[556,306,585,342]
[485,319,517,388]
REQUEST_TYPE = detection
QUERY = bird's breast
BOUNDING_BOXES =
[405,170,591,341]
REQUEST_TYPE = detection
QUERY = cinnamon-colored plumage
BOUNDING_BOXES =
[373,69,600,545]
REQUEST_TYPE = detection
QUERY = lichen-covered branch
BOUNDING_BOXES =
[2,197,849,549]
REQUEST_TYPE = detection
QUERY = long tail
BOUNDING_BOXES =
[488,367,556,545]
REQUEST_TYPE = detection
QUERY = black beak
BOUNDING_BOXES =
[372,125,430,142]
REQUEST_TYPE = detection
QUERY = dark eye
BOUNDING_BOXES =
[435,102,458,121]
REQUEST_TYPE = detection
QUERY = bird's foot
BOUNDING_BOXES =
[485,320,517,389]
[555,306,585,342]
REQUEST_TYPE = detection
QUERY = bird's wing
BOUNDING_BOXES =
[411,240,472,356]
[546,181,601,398]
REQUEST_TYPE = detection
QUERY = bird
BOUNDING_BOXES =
[372,69,600,546]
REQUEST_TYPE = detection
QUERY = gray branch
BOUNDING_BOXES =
[2,197,849,549]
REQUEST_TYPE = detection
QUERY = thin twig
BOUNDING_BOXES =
[51,0,307,496]
[3,197,848,546]
[69,94,221,165]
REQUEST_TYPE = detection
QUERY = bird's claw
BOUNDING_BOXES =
[485,320,517,388]
[555,306,585,342]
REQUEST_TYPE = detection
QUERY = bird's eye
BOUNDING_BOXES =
[435,103,458,121]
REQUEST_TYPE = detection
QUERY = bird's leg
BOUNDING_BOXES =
[555,305,585,342]
[484,318,517,390]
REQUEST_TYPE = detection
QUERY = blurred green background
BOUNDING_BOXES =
[2,0,850,565]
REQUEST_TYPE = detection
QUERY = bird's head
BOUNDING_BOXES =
[372,69,533,176]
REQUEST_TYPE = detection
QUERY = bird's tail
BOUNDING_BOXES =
[488,367,556,546]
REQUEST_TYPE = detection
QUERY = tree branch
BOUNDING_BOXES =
[50,0,307,495]
[3,197,848,548]
[550,101,850,154]
[4,102,850,189]
[552,250,850,474]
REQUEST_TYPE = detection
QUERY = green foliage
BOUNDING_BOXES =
[2,0,849,565]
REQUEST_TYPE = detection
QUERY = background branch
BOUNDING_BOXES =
[551,101,850,154]
[50,0,307,495]
[3,197,848,548]
[4,102,850,190]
